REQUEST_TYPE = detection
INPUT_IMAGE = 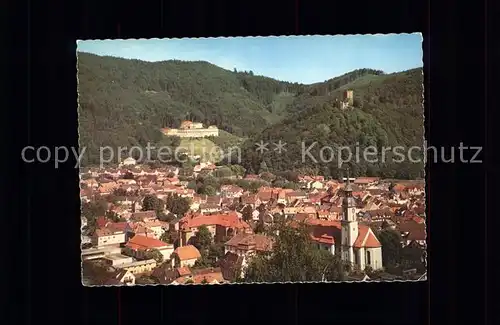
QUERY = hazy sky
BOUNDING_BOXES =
[78,34,422,84]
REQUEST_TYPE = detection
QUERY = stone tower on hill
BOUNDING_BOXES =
[343,90,354,106]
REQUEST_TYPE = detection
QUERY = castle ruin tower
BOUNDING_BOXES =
[341,168,358,267]
[343,90,354,106]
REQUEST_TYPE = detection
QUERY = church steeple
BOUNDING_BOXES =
[344,167,353,194]
[341,166,358,266]
[342,167,356,211]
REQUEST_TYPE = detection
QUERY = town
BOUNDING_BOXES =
[81,157,427,285]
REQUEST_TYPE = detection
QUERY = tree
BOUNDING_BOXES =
[213,167,233,178]
[273,213,285,224]
[254,220,265,234]
[144,248,164,263]
[136,275,159,285]
[123,172,134,179]
[259,161,269,173]
[260,172,275,182]
[377,228,403,267]
[158,212,176,223]
[243,222,346,283]
[228,164,246,177]
[142,195,164,215]
[207,243,225,263]
[257,203,266,213]
[192,225,213,251]
[171,252,181,267]
[165,194,191,216]
[401,243,426,272]
[283,182,299,190]
[105,210,123,223]
[162,229,180,247]
[241,205,253,222]
[81,199,109,235]
[187,180,197,190]
[201,277,209,284]
[199,185,216,196]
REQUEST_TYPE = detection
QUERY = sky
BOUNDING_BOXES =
[77,34,422,84]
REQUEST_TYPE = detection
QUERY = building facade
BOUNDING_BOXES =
[162,121,219,138]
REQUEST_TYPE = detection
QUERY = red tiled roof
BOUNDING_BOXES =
[180,212,250,231]
[295,218,382,248]
[174,272,224,284]
[174,245,201,261]
[225,233,273,252]
[126,235,171,251]
[354,177,380,184]
[96,216,108,228]
[176,266,191,276]
[353,227,382,248]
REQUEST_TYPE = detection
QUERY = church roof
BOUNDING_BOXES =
[299,218,382,248]
[354,226,382,248]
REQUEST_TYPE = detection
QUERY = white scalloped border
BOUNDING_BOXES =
[77,32,427,287]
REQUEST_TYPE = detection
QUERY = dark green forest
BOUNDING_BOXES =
[77,52,424,178]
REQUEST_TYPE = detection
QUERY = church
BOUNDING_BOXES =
[306,171,384,271]
[340,173,384,271]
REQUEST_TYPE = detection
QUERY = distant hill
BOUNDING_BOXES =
[77,52,304,164]
[77,52,423,177]
[237,68,424,179]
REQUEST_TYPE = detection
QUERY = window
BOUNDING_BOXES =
[366,251,371,265]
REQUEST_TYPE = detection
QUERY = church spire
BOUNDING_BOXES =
[344,167,353,194]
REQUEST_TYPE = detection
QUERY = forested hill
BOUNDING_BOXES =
[77,52,423,176]
[238,68,424,179]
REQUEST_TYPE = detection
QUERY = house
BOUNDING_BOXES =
[243,174,260,181]
[130,211,157,222]
[398,220,427,247]
[142,220,165,239]
[366,209,395,221]
[366,188,385,197]
[251,209,261,221]
[240,195,260,208]
[199,203,222,214]
[220,185,244,198]
[106,222,134,239]
[308,180,324,190]
[129,223,156,238]
[354,177,380,186]
[256,191,274,204]
[171,268,225,285]
[122,157,137,166]
[179,212,251,246]
[125,235,175,261]
[92,228,126,248]
[172,245,201,268]
[151,266,180,285]
[103,269,136,286]
[97,181,119,195]
[286,191,307,204]
[224,233,273,256]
